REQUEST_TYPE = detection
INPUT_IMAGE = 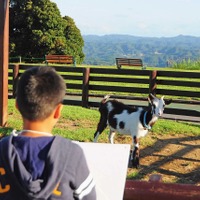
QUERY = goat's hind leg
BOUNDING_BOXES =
[131,136,140,169]
[93,114,108,142]
[108,130,115,144]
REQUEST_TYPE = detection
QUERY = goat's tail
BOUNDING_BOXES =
[101,95,110,104]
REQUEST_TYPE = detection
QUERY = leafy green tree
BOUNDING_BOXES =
[9,0,84,64]
[63,16,84,64]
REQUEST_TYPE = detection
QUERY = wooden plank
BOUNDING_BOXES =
[66,83,82,90]
[157,79,200,88]
[8,80,12,85]
[164,107,199,117]
[45,55,74,65]
[53,66,83,73]
[90,68,150,76]
[16,65,83,73]
[62,99,82,106]
[18,65,40,70]
[124,180,200,200]
[61,74,83,81]
[88,101,100,108]
[156,89,200,98]
[163,113,200,123]
[89,85,149,93]
[158,71,200,78]
[169,99,200,105]
[90,76,149,84]
[47,60,73,63]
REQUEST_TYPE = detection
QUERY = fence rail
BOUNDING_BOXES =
[8,64,200,122]
[124,179,200,200]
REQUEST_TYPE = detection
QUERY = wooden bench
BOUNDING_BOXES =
[116,58,145,69]
[45,55,76,66]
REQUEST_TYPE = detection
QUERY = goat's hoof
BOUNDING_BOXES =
[131,157,140,169]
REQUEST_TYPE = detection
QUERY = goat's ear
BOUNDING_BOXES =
[165,99,172,105]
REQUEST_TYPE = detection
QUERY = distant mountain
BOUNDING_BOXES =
[82,34,200,67]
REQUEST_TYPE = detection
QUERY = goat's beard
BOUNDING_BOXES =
[150,115,159,125]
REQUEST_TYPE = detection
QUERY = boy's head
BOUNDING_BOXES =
[16,67,66,121]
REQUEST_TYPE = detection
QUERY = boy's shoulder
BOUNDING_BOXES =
[51,136,85,156]
[0,134,83,154]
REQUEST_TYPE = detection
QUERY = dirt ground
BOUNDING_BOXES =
[123,134,200,185]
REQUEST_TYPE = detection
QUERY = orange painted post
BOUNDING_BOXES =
[82,68,90,108]
[0,0,9,126]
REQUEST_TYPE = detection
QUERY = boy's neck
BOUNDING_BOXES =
[22,119,54,137]
[20,129,53,137]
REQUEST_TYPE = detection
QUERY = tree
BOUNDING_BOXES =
[63,16,84,64]
[9,0,84,64]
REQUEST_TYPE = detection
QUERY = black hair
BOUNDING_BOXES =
[16,67,66,121]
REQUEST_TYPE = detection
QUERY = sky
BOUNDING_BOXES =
[52,0,200,37]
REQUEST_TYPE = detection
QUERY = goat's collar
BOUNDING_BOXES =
[143,111,151,130]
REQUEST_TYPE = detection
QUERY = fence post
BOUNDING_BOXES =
[82,68,90,108]
[13,64,19,98]
[149,70,157,96]
[0,0,9,126]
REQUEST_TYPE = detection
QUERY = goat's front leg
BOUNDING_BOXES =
[131,136,140,169]
[108,130,115,144]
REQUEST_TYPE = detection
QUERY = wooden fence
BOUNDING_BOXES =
[8,64,200,122]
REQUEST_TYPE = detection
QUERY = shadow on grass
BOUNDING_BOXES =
[128,135,200,185]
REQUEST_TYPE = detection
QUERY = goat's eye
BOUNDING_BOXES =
[153,104,156,109]
[163,104,165,108]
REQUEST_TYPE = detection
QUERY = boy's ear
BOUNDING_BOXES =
[54,104,63,119]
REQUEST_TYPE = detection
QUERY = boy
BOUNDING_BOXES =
[0,67,96,200]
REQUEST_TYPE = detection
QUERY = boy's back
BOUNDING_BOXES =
[0,67,96,200]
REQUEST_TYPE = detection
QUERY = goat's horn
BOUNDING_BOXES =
[149,93,156,99]
[103,95,110,100]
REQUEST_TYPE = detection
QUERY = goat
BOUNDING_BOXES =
[93,94,172,168]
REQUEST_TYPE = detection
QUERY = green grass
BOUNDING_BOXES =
[1,99,200,141]
[171,58,200,70]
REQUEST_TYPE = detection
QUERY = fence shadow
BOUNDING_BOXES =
[129,135,200,185]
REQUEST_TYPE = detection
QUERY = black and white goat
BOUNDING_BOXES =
[93,94,172,168]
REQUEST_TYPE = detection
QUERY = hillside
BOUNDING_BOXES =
[83,34,200,67]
